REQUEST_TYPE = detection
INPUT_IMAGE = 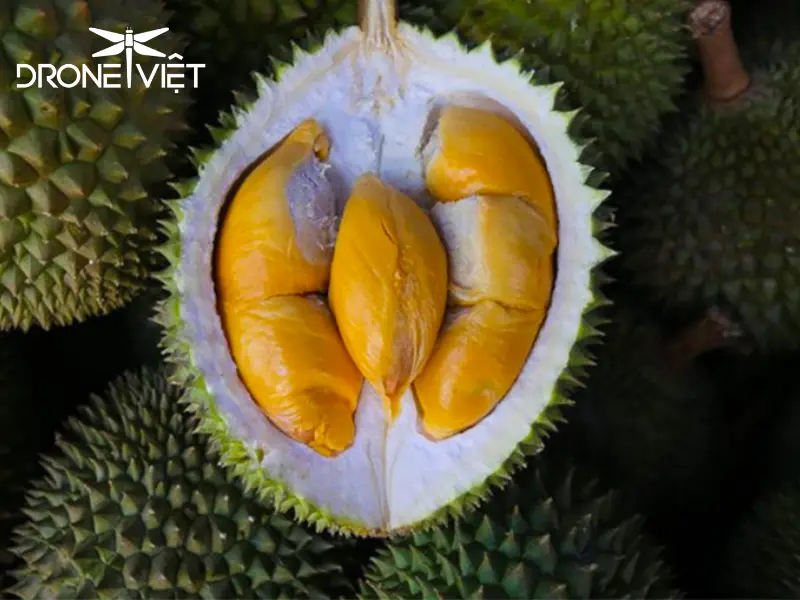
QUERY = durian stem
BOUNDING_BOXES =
[359,0,397,46]
[663,307,748,369]
[690,0,751,107]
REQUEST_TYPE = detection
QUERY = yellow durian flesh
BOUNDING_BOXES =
[413,301,546,441]
[216,119,337,305]
[430,194,556,310]
[224,296,363,456]
[415,193,556,440]
[216,118,361,457]
[422,104,556,231]
[328,174,448,420]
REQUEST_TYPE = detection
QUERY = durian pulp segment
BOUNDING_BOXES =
[179,0,607,532]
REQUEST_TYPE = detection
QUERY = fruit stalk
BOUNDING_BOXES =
[690,0,751,106]
[360,0,397,42]
[662,307,747,370]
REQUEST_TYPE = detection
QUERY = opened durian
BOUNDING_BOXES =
[7,368,355,599]
[612,0,800,354]
[359,458,682,599]
[157,0,611,535]
[1,0,189,330]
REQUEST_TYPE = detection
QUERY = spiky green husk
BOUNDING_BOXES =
[721,479,800,598]
[612,34,800,354]
[7,368,355,599]
[398,0,692,175]
[164,0,357,134]
[154,26,615,535]
[359,459,682,599]
[552,298,724,518]
[0,0,189,331]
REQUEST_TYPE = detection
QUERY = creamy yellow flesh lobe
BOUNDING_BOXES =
[216,119,336,303]
[414,197,556,440]
[423,105,557,230]
[329,174,448,420]
[216,118,362,457]
[414,301,546,440]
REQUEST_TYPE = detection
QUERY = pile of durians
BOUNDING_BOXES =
[0,0,798,597]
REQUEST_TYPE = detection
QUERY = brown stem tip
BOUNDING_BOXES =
[663,306,750,370]
[689,0,751,107]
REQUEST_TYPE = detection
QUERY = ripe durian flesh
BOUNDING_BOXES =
[159,0,610,534]
[329,173,447,420]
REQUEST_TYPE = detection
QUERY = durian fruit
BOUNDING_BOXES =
[359,457,682,599]
[157,0,612,535]
[612,0,800,354]
[398,0,693,175]
[552,296,727,521]
[719,480,800,598]
[6,367,355,599]
[0,0,189,331]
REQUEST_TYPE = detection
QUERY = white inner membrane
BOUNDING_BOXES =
[179,23,608,531]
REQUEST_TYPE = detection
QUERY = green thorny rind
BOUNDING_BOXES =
[397,0,694,177]
[7,367,356,599]
[154,27,616,536]
[358,463,683,599]
[0,0,191,331]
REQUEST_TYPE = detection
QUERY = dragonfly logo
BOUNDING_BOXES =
[15,26,205,92]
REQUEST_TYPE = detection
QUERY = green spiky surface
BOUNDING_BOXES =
[551,299,724,517]
[0,0,190,331]
[153,26,615,535]
[720,479,800,598]
[612,33,800,355]
[7,368,355,599]
[164,0,357,133]
[398,0,692,175]
[358,459,682,599]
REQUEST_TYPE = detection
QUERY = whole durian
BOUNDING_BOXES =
[398,0,693,175]
[0,0,189,330]
[6,367,354,599]
[552,296,727,521]
[359,457,682,599]
[612,0,800,354]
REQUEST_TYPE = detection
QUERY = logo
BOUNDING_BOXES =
[16,26,205,92]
